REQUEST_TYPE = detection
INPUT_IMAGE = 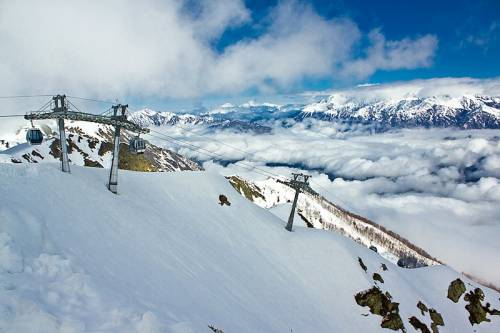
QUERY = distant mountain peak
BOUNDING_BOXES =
[302,93,500,129]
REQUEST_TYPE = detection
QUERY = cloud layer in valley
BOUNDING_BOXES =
[0,0,437,103]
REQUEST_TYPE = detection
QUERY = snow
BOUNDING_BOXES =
[300,92,500,129]
[245,177,439,266]
[0,163,499,332]
[302,100,329,114]
[268,202,309,228]
[0,129,113,168]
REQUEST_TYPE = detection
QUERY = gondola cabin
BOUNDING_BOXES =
[26,128,43,145]
[129,136,146,154]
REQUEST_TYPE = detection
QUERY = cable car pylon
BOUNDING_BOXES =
[54,95,70,173]
[108,104,127,194]
[24,94,149,194]
[285,173,311,232]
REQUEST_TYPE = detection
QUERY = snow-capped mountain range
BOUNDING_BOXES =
[303,94,500,129]
[128,107,274,134]
[128,94,500,132]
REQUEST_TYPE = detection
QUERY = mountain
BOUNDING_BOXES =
[128,108,210,127]
[129,108,274,134]
[228,175,440,268]
[129,94,500,132]
[205,101,302,123]
[1,163,499,332]
[302,94,500,129]
[0,121,201,172]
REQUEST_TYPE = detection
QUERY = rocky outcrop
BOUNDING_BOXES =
[447,279,466,303]
[464,288,500,325]
[355,287,405,331]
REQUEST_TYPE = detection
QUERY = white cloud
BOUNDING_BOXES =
[0,0,438,105]
[342,30,438,79]
[303,77,500,104]
[188,0,250,41]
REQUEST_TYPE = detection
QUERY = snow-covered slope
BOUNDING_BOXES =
[0,120,201,172]
[228,176,440,268]
[302,94,500,129]
[1,163,499,332]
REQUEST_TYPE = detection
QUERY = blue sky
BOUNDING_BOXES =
[140,0,500,110]
[0,0,499,112]
[222,0,500,86]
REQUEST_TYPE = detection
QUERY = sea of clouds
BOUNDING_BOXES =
[147,119,500,288]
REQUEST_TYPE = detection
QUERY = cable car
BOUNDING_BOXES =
[129,136,146,154]
[26,128,43,145]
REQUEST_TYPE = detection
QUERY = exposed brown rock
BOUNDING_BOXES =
[409,316,430,333]
[417,301,428,315]
[447,278,466,303]
[429,308,444,332]
[219,194,231,206]
[355,287,405,331]
[464,287,500,325]
[373,273,384,284]
[358,257,367,273]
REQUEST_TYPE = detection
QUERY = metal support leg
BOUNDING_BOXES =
[286,189,300,231]
[58,118,70,173]
[108,125,121,194]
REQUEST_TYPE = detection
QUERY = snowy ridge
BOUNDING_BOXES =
[229,176,439,267]
[129,108,272,133]
[129,93,500,132]
[128,108,212,128]
[302,94,500,129]
[207,100,282,115]
[0,121,201,172]
[1,164,499,332]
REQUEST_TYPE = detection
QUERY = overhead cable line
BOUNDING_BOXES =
[0,94,117,105]
[309,179,354,211]
[146,129,288,181]
[159,116,359,203]
[1,101,53,118]
[0,94,53,99]
[157,120,268,161]
[67,100,84,113]
[67,95,116,105]
[0,114,25,118]
[148,132,286,180]
[154,116,352,204]
[147,129,287,180]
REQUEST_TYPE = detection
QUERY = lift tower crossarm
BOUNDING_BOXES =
[24,110,149,134]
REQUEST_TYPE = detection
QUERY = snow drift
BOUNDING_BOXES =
[0,163,499,332]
